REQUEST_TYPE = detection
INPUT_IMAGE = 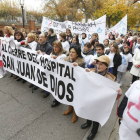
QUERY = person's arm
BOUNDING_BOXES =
[127,62,132,71]
[117,95,128,119]
[114,54,122,67]
[132,51,139,65]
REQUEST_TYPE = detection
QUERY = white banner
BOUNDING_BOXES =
[41,15,106,43]
[1,39,119,126]
[107,15,127,36]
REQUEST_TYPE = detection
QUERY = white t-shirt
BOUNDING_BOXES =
[82,54,94,68]
[50,53,66,60]
[117,52,132,73]
[28,41,37,51]
[119,80,140,140]
[80,38,89,52]
[107,52,115,68]
[61,41,70,51]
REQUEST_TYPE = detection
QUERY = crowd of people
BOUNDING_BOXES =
[0,24,140,140]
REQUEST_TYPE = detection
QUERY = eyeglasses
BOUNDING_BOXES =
[16,35,21,37]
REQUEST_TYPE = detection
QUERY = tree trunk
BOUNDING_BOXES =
[108,16,111,28]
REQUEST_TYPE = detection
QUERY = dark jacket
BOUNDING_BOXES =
[105,50,122,77]
[36,41,52,55]
[118,95,128,118]
[47,33,57,46]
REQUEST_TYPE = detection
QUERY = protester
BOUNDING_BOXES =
[81,55,122,140]
[82,42,94,68]
[91,39,99,55]
[50,41,67,106]
[118,80,140,140]
[14,31,26,83]
[26,33,37,50]
[117,46,132,86]
[47,28,57,46]
[11,24,17,30]
[130,45,140,83]
[103,39,109,48]
[59,32,70,52]
[30,33,52,90]
[80,33,88,52]
[4,26,14,42]
[71,37,80,47]
[63,46,85,123]
[88,44,105,68]
[105,43,122,77]
[109,34,115,42]
[22,31,28,41]
[90,33,99,43]
[20,28,25,33]
[66,28,72,43]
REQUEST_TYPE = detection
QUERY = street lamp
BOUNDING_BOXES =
[19,0,25,28]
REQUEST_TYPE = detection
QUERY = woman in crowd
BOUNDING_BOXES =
[4,26,14,42]
[21,28,25,33]
[26,33,37,51]
[59,32,70,52]
[50,41,67,105]
[105,43,122,77]
[90,33,99,43]
[63,46,85,123]
[109,34,115,42]
[103,39,109,48]
[0,30,5,79]
[23,31,28,41]
[81,55,122,140]
[14,31,26,83]
[66,28,72,43]
[71,37,80,47]
[83,42,94,68]
[130,45,140,83]
[91,39,99,55]
[117,45,132,87]
[118,79,140,140]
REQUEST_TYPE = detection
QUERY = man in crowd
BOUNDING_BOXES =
[47,28,57,46]
[88,44,105,68]
[30,33,52,92]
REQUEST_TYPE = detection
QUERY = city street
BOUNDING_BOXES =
[0,72,131,140]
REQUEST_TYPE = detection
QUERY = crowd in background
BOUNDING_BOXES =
[0,24,140,140]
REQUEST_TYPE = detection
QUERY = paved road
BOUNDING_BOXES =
[0,72,131,140]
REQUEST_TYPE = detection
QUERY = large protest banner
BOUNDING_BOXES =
[107,15,127,36]
[1,39,119,126]
[41,15,106,43]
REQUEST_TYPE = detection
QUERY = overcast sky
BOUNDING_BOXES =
[15,0,43,11]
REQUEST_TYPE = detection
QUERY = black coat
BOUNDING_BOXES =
[113,53,122,77]
[105,50,122,77]
[36,41,52,55]
[118,95,128,118]
[47,33,57,46]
